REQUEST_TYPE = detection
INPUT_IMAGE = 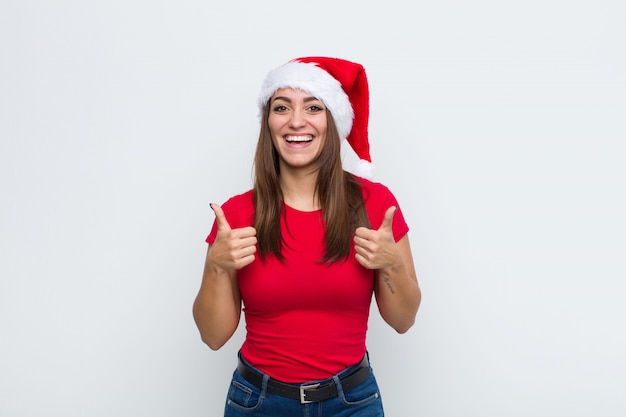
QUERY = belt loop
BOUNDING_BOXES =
[261,372,270,393]
[331,374,345,398]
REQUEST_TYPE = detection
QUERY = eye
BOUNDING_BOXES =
[307,104,325,113]
[272,104,288,113]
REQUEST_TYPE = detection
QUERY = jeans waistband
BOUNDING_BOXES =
[237,354,371,404]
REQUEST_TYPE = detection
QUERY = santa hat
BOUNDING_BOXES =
[258,56,373,178]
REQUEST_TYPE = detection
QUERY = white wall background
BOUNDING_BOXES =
[1,1,624,416]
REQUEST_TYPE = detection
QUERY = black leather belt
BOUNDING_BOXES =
[237,355,371,404]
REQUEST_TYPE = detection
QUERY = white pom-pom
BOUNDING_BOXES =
[345,159,375,180]
[341,138,374,179]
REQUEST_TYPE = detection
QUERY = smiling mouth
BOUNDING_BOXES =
[285,135,313,143]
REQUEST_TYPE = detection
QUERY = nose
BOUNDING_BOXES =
[288,109,305,129]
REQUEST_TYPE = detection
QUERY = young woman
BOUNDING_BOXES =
[193,57,421,416]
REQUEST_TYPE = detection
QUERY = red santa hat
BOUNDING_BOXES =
[258,56,373,178]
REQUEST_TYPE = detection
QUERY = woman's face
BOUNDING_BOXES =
[267,88,328,173]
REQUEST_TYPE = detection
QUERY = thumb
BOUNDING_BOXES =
[378,206,397,232]
[210,203,231,231]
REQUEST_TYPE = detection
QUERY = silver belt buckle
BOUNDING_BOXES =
[299,383,320,404]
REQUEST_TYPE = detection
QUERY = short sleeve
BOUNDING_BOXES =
[359,178,409,242]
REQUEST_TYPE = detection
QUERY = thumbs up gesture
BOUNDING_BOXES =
[354,206,402,270]
[208,203,257,271]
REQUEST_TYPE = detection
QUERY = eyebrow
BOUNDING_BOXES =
[271,96,321,104]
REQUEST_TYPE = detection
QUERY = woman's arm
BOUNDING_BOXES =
[372,235,420,333]
[192,204,257,350]
[354,206,421,333]
[193,247,242,350]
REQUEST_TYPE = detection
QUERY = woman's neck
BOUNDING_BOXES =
[280,168,320,212]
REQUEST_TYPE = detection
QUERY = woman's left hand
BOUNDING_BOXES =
[354,206,403,270]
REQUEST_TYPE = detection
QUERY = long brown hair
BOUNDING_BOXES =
[253,105,371,263]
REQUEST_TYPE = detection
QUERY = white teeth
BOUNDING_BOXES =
[286,135,312,143]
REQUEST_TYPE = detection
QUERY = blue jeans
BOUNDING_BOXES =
[224,353,385,417]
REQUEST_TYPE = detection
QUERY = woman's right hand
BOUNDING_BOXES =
[193,203,254,350]
[208,203,257,271]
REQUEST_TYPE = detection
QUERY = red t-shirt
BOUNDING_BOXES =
[206,177,409,382]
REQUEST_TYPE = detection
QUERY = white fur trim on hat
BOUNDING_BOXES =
[257,61,354,141]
